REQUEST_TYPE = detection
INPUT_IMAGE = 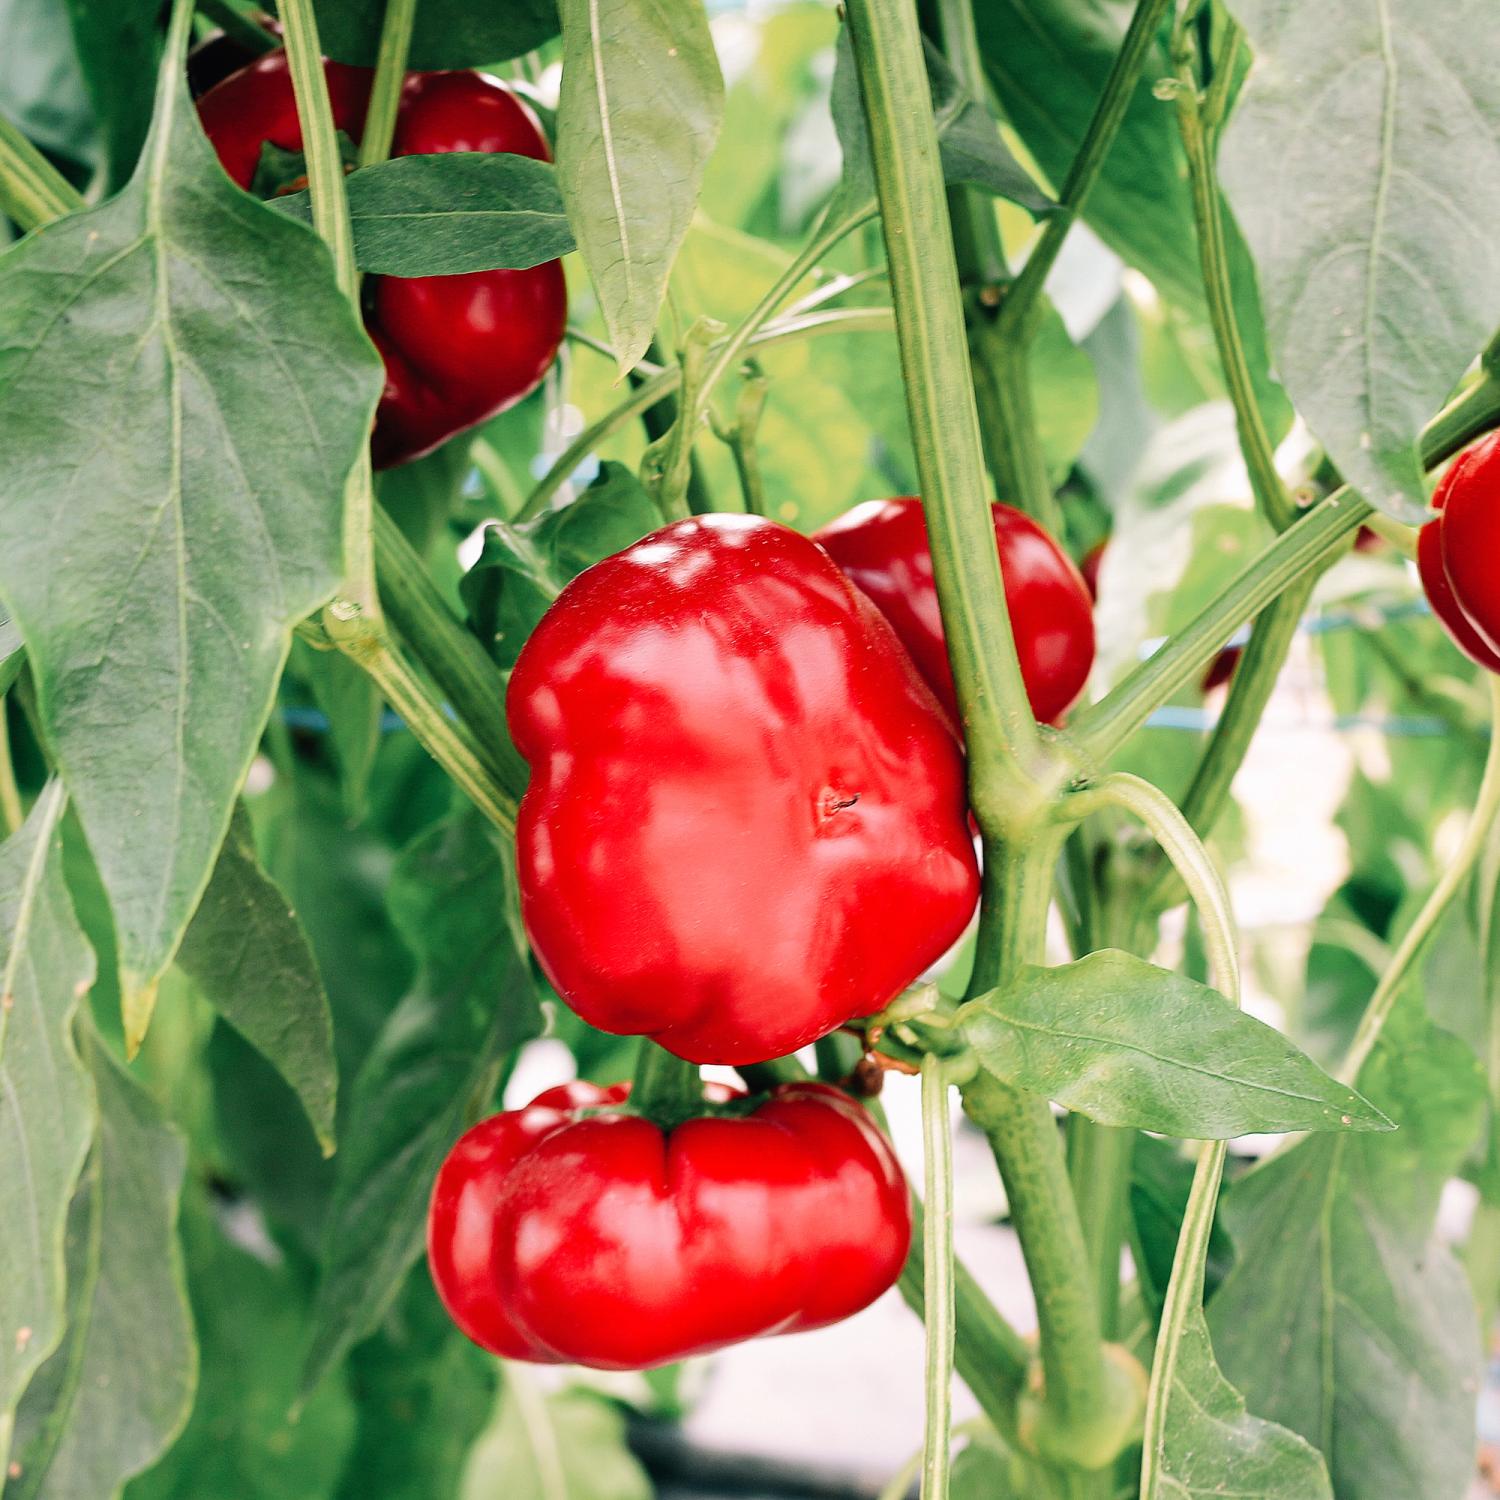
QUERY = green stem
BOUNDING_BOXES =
[514,306,894,522]
[641,318,722,522]
[349,633,517,836]
[997,0,1174,346]
[629,1039,702,1127]
[1170,16,1292,531]
[196,0,280,53]
[469,438,526,515]
[0,114,84,230]
[843,0,1043,808]
[1064,1122,1132,1340]
[0,699,22,835]
[1339,674,1500,1085]
[713,366,771,517]
[634,341,711,517]
[921,1054,956,1500]
[357,0,418,170]
[971,321,1064,537]
[371,505,528,797]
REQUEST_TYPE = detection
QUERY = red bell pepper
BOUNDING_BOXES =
[1423,431,1500,670]
[427,1079,912,1368]
[197,52,566,467]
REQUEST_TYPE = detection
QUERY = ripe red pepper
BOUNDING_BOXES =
[1424,432,1500,671]
[508,514,980,1065]
[427,1079,912,1368]
[197,52,566,468]
[814,498,1095,727]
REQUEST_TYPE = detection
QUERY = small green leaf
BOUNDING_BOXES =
[299,810,542,1397]
[556,0,724,372]
[1210,998,1485,1499]
[274,153,575,276]
[0,783,94,1459]
[1149,1311,1334,1500]
[175,802,338,1153]
[1222,0,1500,521]
[460,1374,651,1500]
[9,1027,195,1500]
[314,0,559,70]
[461,461,660,669]
[0,1,383,1032]
[960,950,1391,1137]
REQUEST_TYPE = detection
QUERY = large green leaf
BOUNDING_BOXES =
[0,4,383,1039]
[460,1375,651,1500]
[0,784,94,1464]
[1221,0,1500,523]
[1149,1311,1334,1500]
[299,809,542,1396]
[461,460,660,669]
[555,0,724,371]
[1209,999,1485,1498]
[175,802,337,1152]
[124,1194,356,1500]
[312,0,559,70]
[960,950,1390,1137]
[274,153,574,276]
[9,1029,195,1500]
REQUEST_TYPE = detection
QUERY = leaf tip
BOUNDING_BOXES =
[121,973,160,1058]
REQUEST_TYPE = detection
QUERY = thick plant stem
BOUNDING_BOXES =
[358,0,418,169]
[630,1039,702,1126]
[0,113,84,230]
[920,1054,956,1500]
[1339,675,1500,1084]
[371,506,528,797]
[280,0,381,625]
[1065,1122,1132,1340]
[842,0,1043,814]
[1170,17,1292,531]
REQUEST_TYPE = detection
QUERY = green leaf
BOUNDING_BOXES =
[1209,999,1486,1499]
[0,784,94,1460]
[0,606,23,696]
[461,461,661,669]
[829,31,1052,220]
[1221,0,1500,523]
[460,1375,651,1500]
[1129,1134,1235,1324]
[556,0,724,372]
[61,0,159,190]
[124,1193,356,1500]
[314,0,559,70]
[0,0,98,168]
[175,802,337,1153]
[293,640,384,822]
[1150,1311,1334,1500]
[273,153,575,277]
[0,4,384,1037]
[960,950,1392,1137]
[9,1027,195,1500]
[299,809,542,1397]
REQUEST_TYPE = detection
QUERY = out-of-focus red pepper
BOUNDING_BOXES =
[1424,432,1500,671]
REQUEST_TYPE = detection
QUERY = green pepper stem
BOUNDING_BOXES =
[920,1053,957,1499]
[629,1039,703,1129]
[358,0,418,170]
[0,113,84,230]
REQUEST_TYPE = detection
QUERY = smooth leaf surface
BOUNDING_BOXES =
[0,784,94,1459]
[1151,1312,1334,1500]
[313,0,558,69]
[462,461,660,669]
[175,802,337,1152]
[0,17,384,1028]
[274,153,574,276]
[300,810,541,1397]
[9,1029,195,1500]
[460,1376,651,1500]
[61,0,158,190]
[1209,999,1485,1499]
[829,31,1051,220]
[961,950,1390,1137]
[556,0,724,371]
[1222,0,1500,521]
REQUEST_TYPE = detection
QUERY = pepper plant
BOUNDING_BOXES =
[2,0,1500,1497]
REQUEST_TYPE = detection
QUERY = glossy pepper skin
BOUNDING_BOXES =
[197,52,566,467]
[427,1080,912,1368]
[814,498,1095,727]
[508,514,980,1065]
[1425,432,1500,670]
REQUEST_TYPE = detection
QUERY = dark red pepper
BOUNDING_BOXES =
[1424,432,1500,671]
[814,498,1096,727]
[507,514,980,1065]
[427,1079,912,1368]
[197,52,566,467]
